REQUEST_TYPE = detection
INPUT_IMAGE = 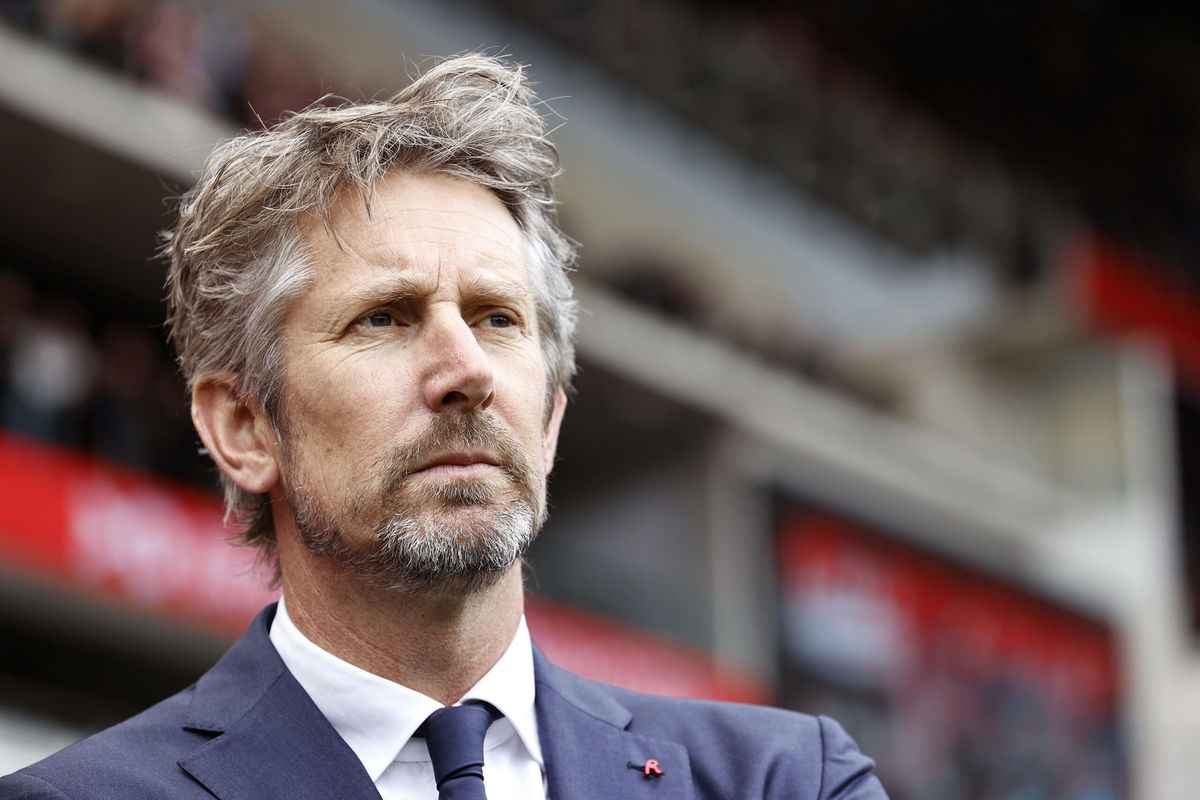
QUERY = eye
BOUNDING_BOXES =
[361,311,396,328]
[486,312,514,328]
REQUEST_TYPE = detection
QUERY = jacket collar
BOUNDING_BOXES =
[534,647,694,799]
[176,604,694,800]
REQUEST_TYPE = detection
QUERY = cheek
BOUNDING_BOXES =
[285,367,400,450]
[512,385,555,458]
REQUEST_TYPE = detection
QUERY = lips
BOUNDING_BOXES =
[410,451,501,475]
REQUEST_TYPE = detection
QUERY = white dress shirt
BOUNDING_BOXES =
[270,596,547,800]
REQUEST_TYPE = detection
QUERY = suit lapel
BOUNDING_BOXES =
[177,604,381,800]
[534,648,694,800]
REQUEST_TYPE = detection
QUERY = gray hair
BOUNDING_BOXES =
[163,53,578,559]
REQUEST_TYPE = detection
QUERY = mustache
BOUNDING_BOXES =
[379,411,536,494]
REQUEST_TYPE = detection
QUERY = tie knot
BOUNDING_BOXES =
[419,703,500,799]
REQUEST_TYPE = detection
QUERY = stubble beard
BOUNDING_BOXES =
[282,411,547,595]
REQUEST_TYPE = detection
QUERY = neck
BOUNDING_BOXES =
[276,533,525,706]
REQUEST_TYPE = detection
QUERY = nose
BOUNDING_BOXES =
[421,312,495,413]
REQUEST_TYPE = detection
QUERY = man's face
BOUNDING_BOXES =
[273,170,565,593]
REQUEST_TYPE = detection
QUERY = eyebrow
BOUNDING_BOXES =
[339,275,431,311]
[331,273,533,320]
[459,275,532,306]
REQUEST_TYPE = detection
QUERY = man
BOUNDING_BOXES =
[0,55,887,799]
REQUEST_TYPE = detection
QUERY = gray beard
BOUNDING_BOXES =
[283,411,546,595]
[367,496,540,594]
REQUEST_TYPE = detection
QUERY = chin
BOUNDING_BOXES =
[340,497,541,595]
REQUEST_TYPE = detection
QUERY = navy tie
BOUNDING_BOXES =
[419,703,498,800]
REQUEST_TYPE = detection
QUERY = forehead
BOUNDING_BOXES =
[299,171,528,290]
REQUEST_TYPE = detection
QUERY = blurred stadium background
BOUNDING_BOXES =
[0,2,1198,798]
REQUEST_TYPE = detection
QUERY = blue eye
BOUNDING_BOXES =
[487,314,513,328]
[364,311,394,327]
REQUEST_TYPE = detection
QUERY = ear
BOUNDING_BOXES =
[191,375,281,494]
[541,388,567,475]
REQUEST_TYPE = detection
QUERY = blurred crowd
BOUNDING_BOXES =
[0,0,322,129]
[498,0,1200,290]
[493,0,1022,265]
[0,269,206,486]
[0,0,1030,270]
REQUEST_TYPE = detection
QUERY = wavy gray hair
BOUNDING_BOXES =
[163,53,578,561]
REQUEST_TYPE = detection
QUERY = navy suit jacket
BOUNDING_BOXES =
[0,604,887,799]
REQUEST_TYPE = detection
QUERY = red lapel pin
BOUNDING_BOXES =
[628,759,664,778]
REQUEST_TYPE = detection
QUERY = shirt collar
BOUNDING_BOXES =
[269,596,542,782]
[461,614,542,767]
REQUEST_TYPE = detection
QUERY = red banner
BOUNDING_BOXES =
[1067,231,1200,390]
[0,429,276,633]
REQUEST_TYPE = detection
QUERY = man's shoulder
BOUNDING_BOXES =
[1,684,214,798]
[540,660,828,747]
[536,662,887,799]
